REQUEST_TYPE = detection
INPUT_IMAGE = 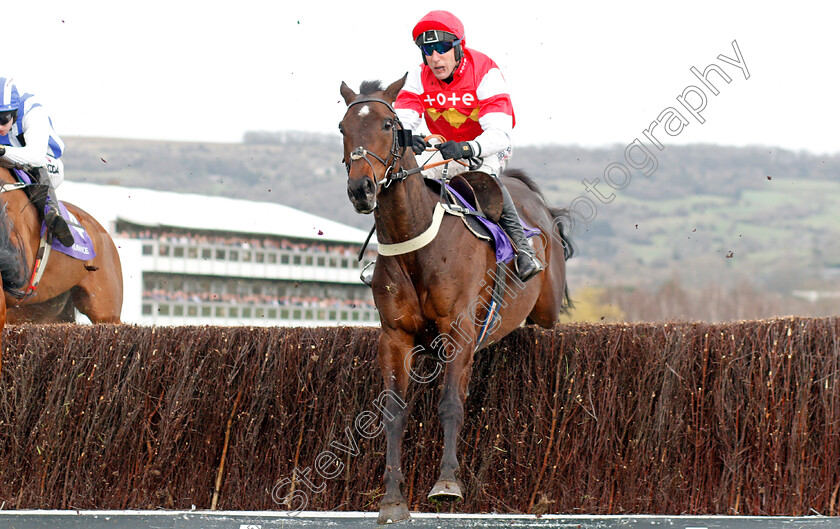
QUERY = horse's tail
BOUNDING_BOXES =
[0,204,29,297]
[546,204,575,261]
[546,203,576,312]
[502,168,576,260]
[503,168,575,310]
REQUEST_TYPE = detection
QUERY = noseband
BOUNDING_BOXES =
[345,97,413,191]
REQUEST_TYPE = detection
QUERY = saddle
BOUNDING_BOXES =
[425,172,497,242]
[426,171,537,263]
[446,171,504,222]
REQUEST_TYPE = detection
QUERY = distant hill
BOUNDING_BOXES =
[61,134,840,298]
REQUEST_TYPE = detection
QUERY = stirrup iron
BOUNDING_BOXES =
[514,239,544,282]
[360,261,375,286]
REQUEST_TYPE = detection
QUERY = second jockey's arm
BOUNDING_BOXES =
[2,106,52,167]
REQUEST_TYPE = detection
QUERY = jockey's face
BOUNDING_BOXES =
[426,47,458,81]
[0,112,13,136]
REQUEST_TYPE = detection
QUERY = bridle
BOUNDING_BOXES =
[344,97,420,192]
[343,95,472,258]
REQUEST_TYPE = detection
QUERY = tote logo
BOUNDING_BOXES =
[423,91,476,107]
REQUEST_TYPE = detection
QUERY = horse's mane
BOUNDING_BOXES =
[359,80,385,96]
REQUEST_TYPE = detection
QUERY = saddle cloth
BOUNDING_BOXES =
[444,183,540,264]
[13,168,96,260]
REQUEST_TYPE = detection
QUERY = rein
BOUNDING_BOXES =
[0,181,32,194]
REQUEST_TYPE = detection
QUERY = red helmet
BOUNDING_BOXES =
[412,11,465,63]
[412,10,465,43]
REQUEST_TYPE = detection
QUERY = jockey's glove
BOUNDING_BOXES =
[411,135,428,155]
[438,140,473,161]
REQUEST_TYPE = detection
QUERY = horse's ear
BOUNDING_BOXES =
[340,81,357,106]
[383,73,408,103]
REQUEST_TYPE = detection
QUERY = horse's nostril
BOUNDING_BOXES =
[347,177,376,210]
[364,178,375,194]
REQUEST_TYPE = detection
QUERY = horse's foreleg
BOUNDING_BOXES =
[377,330,412,524]
[428,323,475,502]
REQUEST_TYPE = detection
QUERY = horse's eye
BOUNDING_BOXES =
[383,120,394,130]
[338,123,345,135]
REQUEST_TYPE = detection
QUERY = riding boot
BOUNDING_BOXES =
[36,167,74,247]
[498,184,544,282]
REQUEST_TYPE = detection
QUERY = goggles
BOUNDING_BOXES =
[0,112,13,126]
[420,40,459,56]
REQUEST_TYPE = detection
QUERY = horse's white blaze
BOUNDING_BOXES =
[357,105,370,117]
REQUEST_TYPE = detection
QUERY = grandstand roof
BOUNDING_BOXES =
[59,181,373,245]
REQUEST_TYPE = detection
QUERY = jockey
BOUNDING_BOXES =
[0,77,74,247]
[393,10,544,283]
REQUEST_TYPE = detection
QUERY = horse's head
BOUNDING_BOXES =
[338,75,409,214]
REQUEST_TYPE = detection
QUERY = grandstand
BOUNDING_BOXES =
[58,182,378,326]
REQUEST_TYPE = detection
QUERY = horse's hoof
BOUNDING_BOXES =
[377,501,410,524]
[427,479,463,502]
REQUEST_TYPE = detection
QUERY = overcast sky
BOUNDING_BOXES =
[8,1,839,154]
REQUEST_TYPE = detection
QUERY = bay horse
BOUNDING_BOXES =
[339,76,573,523]
[0,162,123,371]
